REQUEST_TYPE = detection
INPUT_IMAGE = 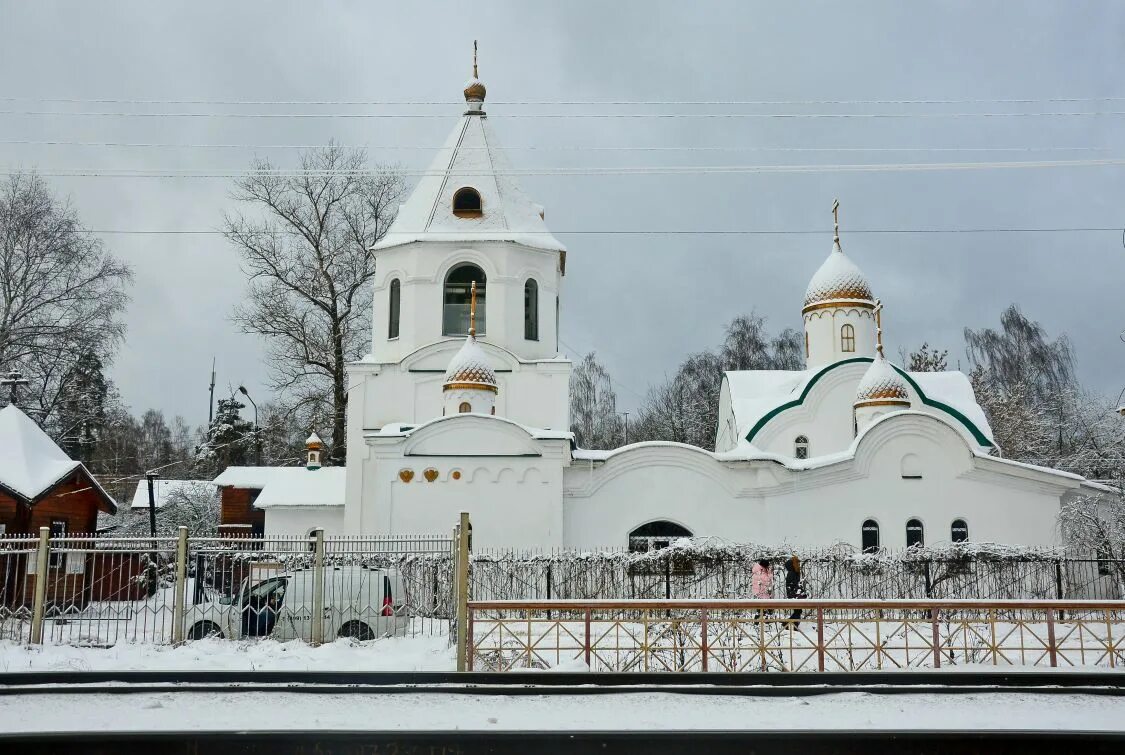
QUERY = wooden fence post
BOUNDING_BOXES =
[584,608,592,667]
[700,608,709,672]
[171,526,189,645]
[29,527,50,644]
[455,512,470,672]
[931,607,941,669]
[1046,608,1058,668]
[310,528,325,646]
[816,607,825,672]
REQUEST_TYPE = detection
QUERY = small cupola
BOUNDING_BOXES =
[305,432,324,470]
[463,40,487,113]
[854,300,911,434]
[803,200,878,369]
[442,280,499,416]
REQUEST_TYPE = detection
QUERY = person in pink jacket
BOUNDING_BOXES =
[751,559,774,601]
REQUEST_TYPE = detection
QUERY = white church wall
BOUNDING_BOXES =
[263,505,346,539]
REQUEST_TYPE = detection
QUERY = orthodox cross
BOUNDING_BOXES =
[0,370,29,405]
[832,198,841,244]
[469,280,478,337]
[473,40,479,79]
[873,299,884,356]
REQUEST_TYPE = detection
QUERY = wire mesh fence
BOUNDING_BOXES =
[0,531,455,646]
[469,543,1125,604]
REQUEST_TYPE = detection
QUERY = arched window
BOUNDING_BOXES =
[524,279,539,341]
[628,520,692,553]
[443,264,486,336]
[794,435,809,460]
[861,519,880,553]
[841,323,856,353]
[906,518,925,548]
[452,187,482,217]
[387,279,401,339]
[951,519,969,543]
[458,401,472,413]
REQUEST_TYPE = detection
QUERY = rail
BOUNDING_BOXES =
[466,598,1125,672]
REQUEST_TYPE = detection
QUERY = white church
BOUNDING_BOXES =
[227,66,1109,551]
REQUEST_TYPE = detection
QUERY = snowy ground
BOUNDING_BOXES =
[0,689,1123,733]
[0,635,455,672]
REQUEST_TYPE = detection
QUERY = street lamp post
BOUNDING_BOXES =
[238,386,262,465]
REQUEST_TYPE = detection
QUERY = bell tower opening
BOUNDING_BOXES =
[443,264,486,336]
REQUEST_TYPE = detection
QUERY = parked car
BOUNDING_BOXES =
[185,565,405,641]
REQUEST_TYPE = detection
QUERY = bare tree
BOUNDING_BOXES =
[569,353,622,449]
[224,146,404,463]
[0,171,132,427]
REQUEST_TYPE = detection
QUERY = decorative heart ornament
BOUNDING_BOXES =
[398,469,414,483]
[424,468,439,482]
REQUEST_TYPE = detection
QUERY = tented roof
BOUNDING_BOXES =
[372,107,566,254]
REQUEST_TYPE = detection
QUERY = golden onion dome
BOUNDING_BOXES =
[443,334,498,393]
[803,239,875,313]
[854,355,911,406]
[464,77,487,102]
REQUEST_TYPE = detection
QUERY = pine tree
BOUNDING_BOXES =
[194,397,254,476]
[55,350,110,461]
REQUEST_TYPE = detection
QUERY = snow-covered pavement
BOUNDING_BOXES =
[0,689,1123,733]
[0,635,455,672]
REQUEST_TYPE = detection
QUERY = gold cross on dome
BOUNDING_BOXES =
[832,198,841,243]
[469,280,477,337]
[473,40,478,79]
[873,298,884,356]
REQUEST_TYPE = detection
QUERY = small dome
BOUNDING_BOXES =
[443,334,498,393]
[803,240,875,312]
[305,432,323,449]
[855,355,911,406]
[464,78,487,102]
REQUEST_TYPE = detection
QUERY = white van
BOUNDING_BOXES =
[185,565,406,641]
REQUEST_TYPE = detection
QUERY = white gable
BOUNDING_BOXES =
[0,404,82,500]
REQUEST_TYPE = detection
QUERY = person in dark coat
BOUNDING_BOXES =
[784,555,807,628]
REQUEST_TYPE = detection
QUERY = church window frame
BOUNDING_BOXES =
[794,435,809,460]
[458,401,472,413]
[951,518,969,543]
[861,519,880,553]
[841,323,856,353]
[443,263,486,336]
[906,517,925,548]
[524,279,539,341]
[628,520,693,553]
[452,187,483,218]
[387,278,401,340]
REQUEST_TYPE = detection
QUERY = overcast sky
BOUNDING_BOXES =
[2,1,1124,424]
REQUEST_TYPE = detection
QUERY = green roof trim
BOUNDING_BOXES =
[742,357,994,448]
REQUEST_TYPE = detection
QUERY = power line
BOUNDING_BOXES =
[71,227,1125,237]
[5,96,1125,106]
[4,110,1125,120]
[0,140,1108,153]
[9,157,1125,177]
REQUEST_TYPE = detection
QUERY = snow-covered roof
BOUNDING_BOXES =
[372,105,567,254]
[367,414,574,442]
[129,479,217,509]
[724,362,995,450]
[803,240,874,309]
[212,466,345,507]
[0,405,116,512]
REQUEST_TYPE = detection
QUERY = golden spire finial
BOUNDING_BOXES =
[473,40,478,79]
[873,298,884,357]
[469,280,477,338]
[832,198,841,245]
